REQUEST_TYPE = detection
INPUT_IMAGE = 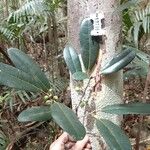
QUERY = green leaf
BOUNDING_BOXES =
[96,119,131,150]
[9,98,13,112]
[7,48,50,92]
[8,0,50,24]
[51,102,86,140]
[147,16,150,33]
[0,132,7,148]
[63,45,82,74]
[0,63,41,92]
[115,0,141,12]
[102,103,150,115]
[134,6,150,34]
[79,18,100,72]
[0,26,16,41]
[0,146,5,150]
[123,11,133,32]
[73,71,88,80]
[101,49,136,75]
[133,22,142,47]
[18,106,51,122]
[124,57,148,79]
[0,139,6,147]
[123,48,149,79]
[136,50,149,64]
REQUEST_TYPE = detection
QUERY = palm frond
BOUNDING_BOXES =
[0,26,16,41]
[134,5,150,33]
[48,77,68,93]
[8,0,50,24]
[116,0,144,12]
[130,4,150,47]
[0,130,7,150]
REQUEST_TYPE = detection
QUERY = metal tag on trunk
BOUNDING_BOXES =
[90,12,105,36]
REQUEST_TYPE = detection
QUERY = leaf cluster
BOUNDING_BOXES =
[0,0,62,43]
[118,0,150,47]
[0,47,148,149]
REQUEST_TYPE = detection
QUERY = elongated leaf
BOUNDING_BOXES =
[0,26,16,41]
[115,0,141,12]
[102,103,150,115]
[7,48,50,92]
[0,132,7,150]
[133,22,142,47]
[0,138,6,146]
[96,119,131,150]
[73,71,88,80]
[147,16,150,33]
[124,57,148,79]
[143,16,148,33]
[136,50,149,64]
[18,106,51,122]
[51,102,86,140]
[63,45,87,80]
[79,18,100,72]
[9,98,13,112]
[101,49,136,74]
[134,6,150,34]
[0,146,5,150]
[123,11,133,32]
[63,45,82,74]
[8,0,50,25]
[0,63,41,92]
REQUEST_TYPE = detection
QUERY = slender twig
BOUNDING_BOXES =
[75,78,92,115]
[75,48,103,113]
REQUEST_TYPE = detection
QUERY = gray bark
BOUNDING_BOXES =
[68,0,123,149]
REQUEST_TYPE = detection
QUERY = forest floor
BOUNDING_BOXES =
[123,77,150,150]
[0,76,149,150]
[0,42,149,150]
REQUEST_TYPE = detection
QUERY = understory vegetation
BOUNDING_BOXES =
[0,0,149,149]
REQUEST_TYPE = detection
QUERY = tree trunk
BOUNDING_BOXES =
[68,0,123,149]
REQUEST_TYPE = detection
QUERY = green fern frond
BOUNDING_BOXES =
[0,130,7,150]
[0,26,16,41]
[48,77,68,93]
[8,0,50,24]
[134,5,150,33]
[129,4,150,47]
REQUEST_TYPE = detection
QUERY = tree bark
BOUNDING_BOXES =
[68,0,123,149]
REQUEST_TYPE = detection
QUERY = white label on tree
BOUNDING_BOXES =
[90,12,105,36]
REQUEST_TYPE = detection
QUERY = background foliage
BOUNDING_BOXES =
[0,0,149,149]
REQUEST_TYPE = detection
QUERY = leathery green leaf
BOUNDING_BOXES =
[96,119,131,150]
[79,18,100,72]
[0,63,41,92]
[102,103,150,115]
[73,71,88,80]
[18,106,51,122]
[7,48,50,92]
[63,45,82,74]
[51,102,86,140]
[101,49,136,74]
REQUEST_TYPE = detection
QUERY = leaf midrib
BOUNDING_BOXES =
[103,104,150,114]
[9,51,49,90]
[0,71,42,92]
[55,103,80,137]
[99,120,122,150]
[21,109,51,120]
